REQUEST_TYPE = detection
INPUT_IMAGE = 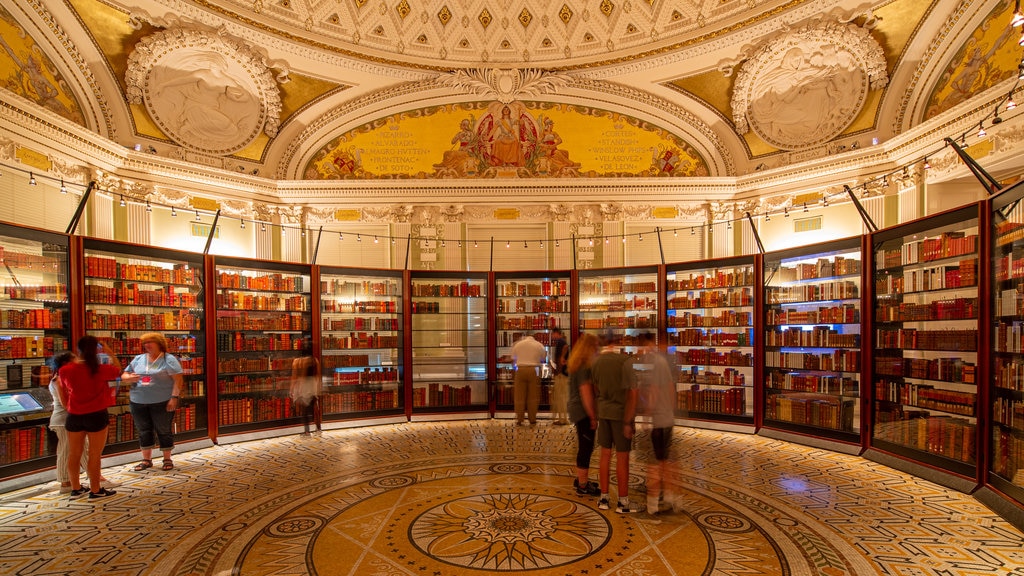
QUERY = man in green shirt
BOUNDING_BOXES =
[592,331,640,513]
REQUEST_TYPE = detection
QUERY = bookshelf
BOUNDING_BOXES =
[577,266,659,351]
[0,225,70,476]
[82,240,206,449]
[870,204,980,479]
[410,272,488,415]
[991,187,1024,505]
[666,256,757,426]
[763,238,863,443]
[319,268,403,419]
[493,273,572,413]
[214,259,312,433]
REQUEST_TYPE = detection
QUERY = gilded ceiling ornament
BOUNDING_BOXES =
[599,203,622,220]
[730,20,888,151]
[550,203,572,222]
[436,69,573,104]
[442,204,464,222]
[125,28,285,156]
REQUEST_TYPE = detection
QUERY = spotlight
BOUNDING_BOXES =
[622,236,626,243]
[539,240,544,248]
[765,212,771,222]
[357,234,361,242]
[506,240,510,248]
[261,222,267,232]
[639,233,644,242]
[1007,93,1017,110]
[523,240,528,248]
[823,196,829,207]
[604,237,609,244]
[171,207,177,217]
[441,240,445,248]
[458,240,463,248]
[474,240,478,248]
[60,179,67,194]
[803,203,808,213]
[339,232,344,240]
[195,209,201,221]
[784,207,790,217]
[391,237,395,245]
[690,227,694,236]
[119,195,126,207]
[977,123,987,138]
[301,229,306,237]
[240,219,245,230]
[727,221,732,230]
[673,229,678,237]
[145,200,152,212]
[28,172,36,185]
[374,235,379,243]
[923,157,931,170]
[1014,0,1024,26]
[589,238,594,246]
[555,239,559,248]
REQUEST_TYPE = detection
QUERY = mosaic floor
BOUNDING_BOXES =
[1,421,1024,575]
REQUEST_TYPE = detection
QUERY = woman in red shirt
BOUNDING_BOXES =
[59,335,122,499]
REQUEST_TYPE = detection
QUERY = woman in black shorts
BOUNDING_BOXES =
[59,335,122,499]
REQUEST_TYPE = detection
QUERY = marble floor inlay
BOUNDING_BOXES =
[1,420,1023,575]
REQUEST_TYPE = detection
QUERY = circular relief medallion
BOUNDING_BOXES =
[409,492,610,570]
[126,29,281,155]
[732,22,888,150]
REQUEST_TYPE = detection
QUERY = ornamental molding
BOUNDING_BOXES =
[435,69,574,104]
[729,19,888,150]
[125,27,286,156]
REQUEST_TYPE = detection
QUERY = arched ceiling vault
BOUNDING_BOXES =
[0,0,1021,197]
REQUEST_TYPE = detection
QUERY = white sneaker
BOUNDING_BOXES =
[615,500,640,514]
[598,497,610,510]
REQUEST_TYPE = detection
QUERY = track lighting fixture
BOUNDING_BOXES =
[784,207,790,217]
[171,207,177,217]
[923,157,931,170]
[589,237,594,246]
[195,210,201,221]
[356,234,361,242]
[240,219,245,229]
[977,123,987,138]
[339,232,344,240]
[506,240,510,248]
[765,212,771,222]
[119,195,126,207]
[622,235,626,243]
[60,179,67,194]
[28,172,35,185]
[374,235,378,243]
[474,240,479,248]
[539,240,543,248]
[458,240,463,248]
[260,222,266,232]
[604,237,609,244]
[639,233,644,242]
[673,229,678,237]
[441,239,445,248]
[1014,0,1024,26]
[727,221,732,230]
[391,237,395,245]
[1008,92,1017,110]
[690,227,695,236]
[555,239,560,248]
[145,200,151,212]
[301,229,306,237]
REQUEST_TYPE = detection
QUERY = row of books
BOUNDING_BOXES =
[995,357,1024,391]
[875,261,977,294]
[677,367,746,386]
[668,268,753,290]
[878,232,978,268]
[766,303,859,325]
[667,288,752,309]
[411,383,474,407]
[579,296,658,312]
[875,328,977,351]
[0,308,65,329]
[874,355,975,383]
[764,326,860,348]
[217,356,294,373]
[321,280,399,297]
[675,348,752,367]
[873,413,976,464]
[218,397,297,425]
[324,317,399,331]
[322,300,399,313]
[766,373,859,396]
[496,298,570,313]
[580,313,657,329]
[765,281,859,304]
[322,354,375,369]
[411,283,483,297]
[216,293,308,311]
[217,312,310,331]
[322,389,400,413]
[765,349,860,372]
[0,426,51,464]
[85,284,198,307]
[676,386,746,415]
[766,393,854,431]
[217,272,305,292]
[669,328,752,347]
[496,314,564,331]
[0,336,67,359]
[86,310,201,331]
[218,374,281,394]
[874,380,976,416]
[216,332,305,352]
[0,248,62,271]
[331,367,400,385]
[495,330,562,348]
[97,336,199,355]
[323,332,399,349]
[85,257,197,284]
[994,323,1024,353]
[995,253,1024,281]
[667,310,751,328]
[579,280,656,295]
[775,257,861,282]
[875,297,978,323]
[3,286,66,301]
[991,427,1024,484]
[497,280,569,297]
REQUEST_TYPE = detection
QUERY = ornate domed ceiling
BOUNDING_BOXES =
[1,0,1022,185]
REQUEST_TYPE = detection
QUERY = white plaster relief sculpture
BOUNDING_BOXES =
[125,28,284,156]
[436,69,573,104]
[730,20,888,151]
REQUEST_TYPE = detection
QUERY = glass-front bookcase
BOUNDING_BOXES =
[666,256,757,426]
[870,204,980,480]
[493,272,572,414]
[410,272,488,416]
[214,258,312,434]
[763,238,863,444]
[991,186,1024,505]
[83,239,206,449]
[577,266,659,352]
[0,224,70,476]
[319,268,403,420]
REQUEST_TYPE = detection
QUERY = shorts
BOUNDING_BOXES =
[597,418,633,452]
[65,409,109,433]
[651,426,672,461]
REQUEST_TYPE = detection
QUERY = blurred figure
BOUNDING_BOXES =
[593,331,640,513]
[290,341,321,436]
[550,327,570,425]
[633,332,678,515]
[566,332,601,496]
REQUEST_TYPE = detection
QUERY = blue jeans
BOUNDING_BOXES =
[130,401,175,450]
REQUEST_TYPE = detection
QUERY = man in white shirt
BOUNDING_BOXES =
[511,332,547,425]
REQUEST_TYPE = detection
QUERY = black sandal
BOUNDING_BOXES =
[133,459,153,471]
[162,459,174,471]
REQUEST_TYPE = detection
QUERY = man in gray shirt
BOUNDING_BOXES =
[592,331,639,513]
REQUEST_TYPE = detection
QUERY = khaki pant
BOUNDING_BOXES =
[551,373,569,422]
[514,366,541,424]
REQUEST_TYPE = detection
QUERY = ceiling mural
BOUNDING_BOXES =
[0,4,85,126]
[924,0,1021,121]
[303,102,708,179]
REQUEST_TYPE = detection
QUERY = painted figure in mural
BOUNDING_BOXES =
[926,23,1015,119]
[477,105,537,168]
[535,117,579,176]
[434,118,481,176]
[0,32,82,124]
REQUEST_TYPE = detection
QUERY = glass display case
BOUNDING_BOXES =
[763,238,863,443]
[410,272,488,415]
[214,259,312,433]
[0,224,70,475]
[577,266,659,352]
[83,240,206,449]
[991,187,1024,503]
[493,272,572,413]
[870,204,980,479]
[319,268,403,420]
[666,256,757,426]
